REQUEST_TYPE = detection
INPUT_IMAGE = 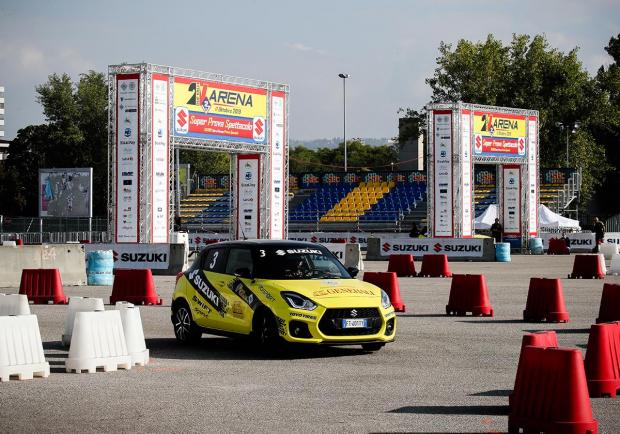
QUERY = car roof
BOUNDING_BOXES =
[203,239,325,249]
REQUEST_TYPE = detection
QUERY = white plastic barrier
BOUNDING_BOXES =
[114,302,149,366]
[62,297,105,347]
[0,294,30,316]
[599,253,607,275]
[345,243,364,271]
[65,310,131,374]
[0,315,49,381]
[609,254,620,275]
[1,241,17,247]
[600,243,619,260]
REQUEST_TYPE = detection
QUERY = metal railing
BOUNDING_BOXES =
[551,169,582,214]
[607,213,620,232]
[1,231,107,244]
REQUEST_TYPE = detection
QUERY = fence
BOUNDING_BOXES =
[607,213,620,232]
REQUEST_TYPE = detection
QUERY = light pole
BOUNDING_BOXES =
[338,73,350,172]
[556,122,579,167]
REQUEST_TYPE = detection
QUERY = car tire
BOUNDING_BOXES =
[361,343,385,352]
[172,302,202,344]
[253,309,281,350]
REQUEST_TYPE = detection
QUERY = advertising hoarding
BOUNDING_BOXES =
[269,91,286,239]
[173,77,267,144]
[527,118,538,235]
[473,111,526,158]
[151,74,169,243]
[236,154,260,239]
[461,111,473,237]
[433,111,453,237]
[115,74,140,243]
[379,237,484,258]
[85,243,170,269]
[503,165,521,235]
[39,168,93,217]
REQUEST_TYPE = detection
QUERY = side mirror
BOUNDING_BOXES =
[235,267,253,279]
[347,267,359,278]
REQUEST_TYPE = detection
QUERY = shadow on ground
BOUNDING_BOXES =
[388,404,509,416]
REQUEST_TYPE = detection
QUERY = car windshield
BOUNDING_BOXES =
[253,246,351,280]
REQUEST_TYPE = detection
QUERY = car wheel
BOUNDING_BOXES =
[172,302,202,344]
[361,343,385,352]
[254,309,280,350]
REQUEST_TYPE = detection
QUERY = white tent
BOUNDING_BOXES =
[474,203,581,231]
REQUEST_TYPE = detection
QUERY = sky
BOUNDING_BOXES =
[1,0,619,141]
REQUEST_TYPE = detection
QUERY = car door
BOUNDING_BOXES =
[186,246,230,331]
[220,247,260,334]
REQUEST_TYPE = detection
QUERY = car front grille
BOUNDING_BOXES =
[318,308,382,336]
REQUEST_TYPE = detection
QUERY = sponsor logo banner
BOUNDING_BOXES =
[473,111,526,158]
[237,154,260,239]
[433,110,453,237]
[152,74,169,243]
[186,268,228,316]
[527,118,538,235]
[461,112,472,237]
[173,77,267,144]
[116,75,140,243]
[503,166,521,235]
[270,92,285,239]
[322,243,346,260]
[605,233,620,246]
[379,238,484,257]
[540,233,595,252]
[85,243,170,269]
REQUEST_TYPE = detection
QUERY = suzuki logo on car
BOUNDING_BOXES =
[350,309,358,317]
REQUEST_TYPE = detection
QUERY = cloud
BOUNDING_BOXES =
[285,42,326,56]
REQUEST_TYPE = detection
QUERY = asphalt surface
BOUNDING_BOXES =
[1,254,619,433]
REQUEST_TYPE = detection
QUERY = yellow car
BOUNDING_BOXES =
[171,240,396,351]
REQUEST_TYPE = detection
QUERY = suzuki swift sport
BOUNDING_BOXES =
[171,240,396,351]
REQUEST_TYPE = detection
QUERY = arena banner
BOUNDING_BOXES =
[39,168,92,217]
[85,243,170,269]
[461,110,472,237]
[527,118,538,235]
[115,74,140,243]
[540,232,595,252]
[236,154,260,239]
[173,76,267,144]
[502,165,521,235]
[379,237,484,258]
[473,111,526,158]
[269,91,286,239]
[151,74,169,243]
[433,110,453,237]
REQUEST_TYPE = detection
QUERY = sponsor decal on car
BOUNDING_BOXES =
[275,316,286,336]
[290,312,317,321]
[228,278,261,310]
[186,269,228,317]
[257,285,275,302]
[313,287,374,297]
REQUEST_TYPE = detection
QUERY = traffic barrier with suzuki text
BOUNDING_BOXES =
[387,254,416,277]
[19,269,68,304]
[362,271,405,312]
[110,269,163,305]
[523,278,570,322]
[0,315,49,381]
[446,274,493,316]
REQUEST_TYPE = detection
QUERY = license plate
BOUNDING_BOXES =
[342,318,368,328]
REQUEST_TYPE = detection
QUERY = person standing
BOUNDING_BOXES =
[593,217,605,252]
[490,218,503,243]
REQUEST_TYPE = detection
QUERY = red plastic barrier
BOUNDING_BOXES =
[596,283,620,323]
[387,254,416,277]
[15,239,24,246]
[418,254,452,277]
[446,274,493,316]
[547,237,570,255]
[362,271,405,312]
[523,278,570,322]
[19,269,68,304]
[584,322,620,398]
[110,269,163,305]
[510,331,559,407]
[568,254,605,279]
[509,346,598,433]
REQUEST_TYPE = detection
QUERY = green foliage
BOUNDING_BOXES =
[289,139,397,173]
[0,71,109,216]
[179,151,230,176]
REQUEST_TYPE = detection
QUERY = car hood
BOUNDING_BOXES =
[258,278,382,308]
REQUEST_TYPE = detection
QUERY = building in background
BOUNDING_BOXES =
[398,117,425,171]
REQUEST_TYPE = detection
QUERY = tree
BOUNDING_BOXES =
[179,150,230,176]
[417,33,611,204]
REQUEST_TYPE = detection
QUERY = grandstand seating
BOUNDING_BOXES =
[180,189,231,224]
[361,181,426,221]
[474,186,497,217]
[320,181,393,222]
[288,184,354,222]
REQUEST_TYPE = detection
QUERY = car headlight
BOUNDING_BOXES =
[381,289,392,309]
[281,292,317,311]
